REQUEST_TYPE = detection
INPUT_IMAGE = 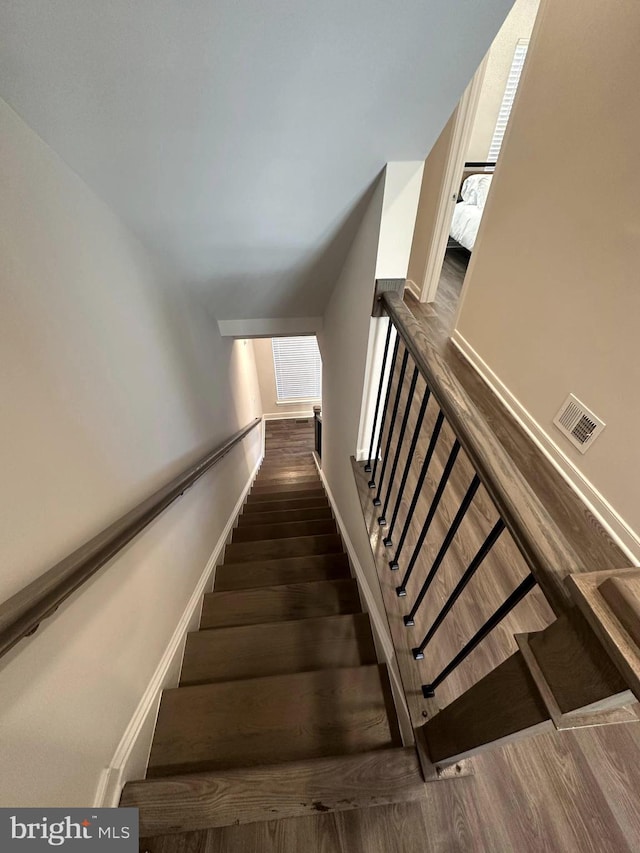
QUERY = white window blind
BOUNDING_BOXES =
[272,336,322,402]
[487,39,529,162]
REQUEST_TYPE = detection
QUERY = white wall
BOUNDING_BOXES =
[319,162,422,742]
[455,0,640,559]
[319,175,386,614]
[0,98,263,806]
[252,337,321,419]
[320,162,423,608]
[466,0,540,161]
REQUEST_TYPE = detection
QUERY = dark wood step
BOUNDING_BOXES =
[146,665,399,777]
[201,579,360,628]
[214,553,351,592]
[255,471,318,485]
[243,495,328,514]
[180,613,377,686]
[260,459,316,469]
[246,487,326,504]
[224,533,342,564]
[237,506,332,527]
[252,480,321,494]
[232,518,337,543]
[122,748,425,836]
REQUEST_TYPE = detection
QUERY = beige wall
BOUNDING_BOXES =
[406,109,458,294]
[456,0,640,556]
[0,98,262,805]
[467,0,540,161]
[319,177,387,617]
[252,337,321,419]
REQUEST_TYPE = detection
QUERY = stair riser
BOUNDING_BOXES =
[214,553,351,591]
[252,480,321,494]
[201,579,360,629]
[246,488,325,504]
[232,519,337,543]
[225,533,343,564]
[237,506,332,526]
[243,496,328,513]
[256,469,317,481]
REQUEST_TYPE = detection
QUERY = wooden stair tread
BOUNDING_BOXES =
[224,532,343,564]
[122,747,424,836]
[214,553,351,591]
[251,480,321,494]
[232,518,337,543]
[180,613,377,685]
[237,505,332,526]
[254,471,319,485]
[201,578,360,628]
[147,665,399,777]
[246,487,326,503]
[242,495,328,513]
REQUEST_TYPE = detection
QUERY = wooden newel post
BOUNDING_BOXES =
[417,570,640,768]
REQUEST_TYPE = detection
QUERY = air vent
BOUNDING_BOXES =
[553,394,605,454]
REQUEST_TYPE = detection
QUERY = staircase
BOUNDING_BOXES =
[121,419,425,838]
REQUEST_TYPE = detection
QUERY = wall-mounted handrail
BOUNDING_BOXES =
[381,291,583,616]
[0,417,262,660]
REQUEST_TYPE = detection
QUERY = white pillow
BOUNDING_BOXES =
[476,175,493,210]
[460,173,493,208]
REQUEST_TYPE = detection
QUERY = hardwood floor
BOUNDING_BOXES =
[432,248,469,331]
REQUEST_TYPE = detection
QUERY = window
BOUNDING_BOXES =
[487,39,530,162]
[272,336,322,402]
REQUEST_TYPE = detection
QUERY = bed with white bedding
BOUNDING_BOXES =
[449,173,493,252]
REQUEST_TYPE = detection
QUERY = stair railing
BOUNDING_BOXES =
[313,405,322,459]
[362,291,638,768]
[0,418,262,660]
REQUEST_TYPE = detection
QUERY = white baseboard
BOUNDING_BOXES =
[312,457,414,746]
[94,448,264,808]
[405,278,421,301]
[452,331,640,564]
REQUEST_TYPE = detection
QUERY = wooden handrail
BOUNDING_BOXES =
[0,417,262,660]
[381,291,582,615]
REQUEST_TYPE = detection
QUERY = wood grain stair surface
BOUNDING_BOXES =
[231,517,337,543]
[214,553,351,592]
[242,495,328,513]
[237,505,332,526]
[224,532,343,564]
[251,480,321,494]
[147,664,400,777]
[201,579,361,628]
[180,613,377,686]
[123,748,425,836]
[254,471,319,485]
[246,487,326,503]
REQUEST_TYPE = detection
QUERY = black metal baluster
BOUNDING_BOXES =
[404,474,481,627]
[365,321,393,473]
[412,518,505,659]
[389,410,444,569]
[421,571,536,697]
[378,365,418,524]
[383,387,431,547]
[373,348,409,507]
[368,333,400,489]
[397,439,461,596]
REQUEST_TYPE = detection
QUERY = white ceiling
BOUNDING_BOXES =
[0,0,513,319]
